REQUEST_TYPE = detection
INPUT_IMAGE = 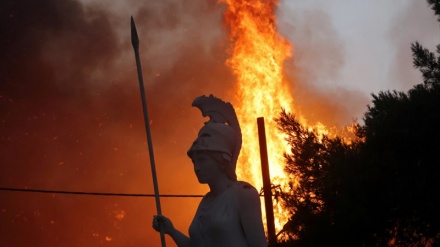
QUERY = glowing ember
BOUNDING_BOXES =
[113,210,126,221]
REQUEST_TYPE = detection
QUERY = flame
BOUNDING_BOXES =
[221,0,356,240]
[221,0,294,238]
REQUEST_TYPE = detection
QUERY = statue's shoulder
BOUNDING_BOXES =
[236,181,256,189]
[233,181,260,210]
[234,181,259,197]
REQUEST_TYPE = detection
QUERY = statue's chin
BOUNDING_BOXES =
[196,177,208,184]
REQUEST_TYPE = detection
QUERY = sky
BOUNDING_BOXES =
[0,0,438,246]
[277,0,438,124]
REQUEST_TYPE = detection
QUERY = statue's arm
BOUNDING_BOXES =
[167,228,191,247]
[239,187,268,247]
[152,215,191,247]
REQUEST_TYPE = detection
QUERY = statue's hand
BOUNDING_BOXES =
[152,215,175,234]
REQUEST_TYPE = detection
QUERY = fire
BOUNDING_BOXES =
[221,0,294,238]
[221,0,356,240]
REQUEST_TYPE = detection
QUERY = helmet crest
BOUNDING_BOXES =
[187,95,242,181]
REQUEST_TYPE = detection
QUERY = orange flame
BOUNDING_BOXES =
[221,0,357,240]
[221,0,295,237]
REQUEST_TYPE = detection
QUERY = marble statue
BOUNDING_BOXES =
[152,95,267,247]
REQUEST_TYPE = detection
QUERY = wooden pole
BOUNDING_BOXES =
[257,117,277,246]
[131,16,166,247]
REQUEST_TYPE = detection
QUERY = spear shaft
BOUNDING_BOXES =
[131,16,166,247]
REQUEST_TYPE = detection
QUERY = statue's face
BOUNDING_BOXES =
[191,152,223,184]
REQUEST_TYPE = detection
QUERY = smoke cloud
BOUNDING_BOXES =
[388,0,439,91]
[1,0,232,246]
[277,5,368,126]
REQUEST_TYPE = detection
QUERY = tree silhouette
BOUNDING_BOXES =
[276,111,369,246]
[277,0,440,246]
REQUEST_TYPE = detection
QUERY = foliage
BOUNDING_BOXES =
[275,111,366,246]
[276,1,440,246]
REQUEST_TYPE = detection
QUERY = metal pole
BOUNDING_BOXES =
[257,117,277,246]
[131,16,166,247]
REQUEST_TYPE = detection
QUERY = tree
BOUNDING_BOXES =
[357,1,440,244]
[277,0,440,245]
[275,110,366,246]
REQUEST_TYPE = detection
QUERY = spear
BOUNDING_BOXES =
[131,16,166,247]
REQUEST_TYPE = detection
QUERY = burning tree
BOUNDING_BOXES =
[275,110,364,246]
[276,1,440,245]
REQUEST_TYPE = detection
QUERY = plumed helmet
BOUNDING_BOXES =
[187,123,237,162]
[187,95,242,181]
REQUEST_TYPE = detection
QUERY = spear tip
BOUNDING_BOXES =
[131,16,139,50]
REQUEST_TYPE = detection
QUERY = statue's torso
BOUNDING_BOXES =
[189,181,253,247]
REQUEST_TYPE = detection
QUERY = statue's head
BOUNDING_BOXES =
[187,95,242,182]
[187,123,238,181]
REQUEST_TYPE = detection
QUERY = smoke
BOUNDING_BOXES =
[277,4,368,127]
[388,0,439,91]
[1,0,232,246]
